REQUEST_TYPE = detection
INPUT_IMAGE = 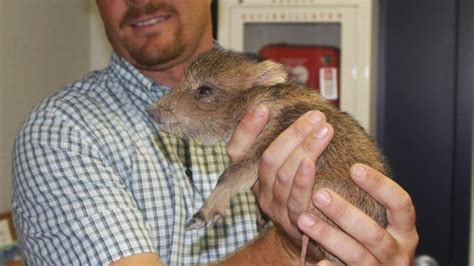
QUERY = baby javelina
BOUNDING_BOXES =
[147,48,390,265]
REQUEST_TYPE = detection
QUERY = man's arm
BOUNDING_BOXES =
[219,227,299,265]
[111,253,163,266]
[12,109,157,265]
[111,227,296,266]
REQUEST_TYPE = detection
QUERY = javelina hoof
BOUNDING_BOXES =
[185,210,222,230]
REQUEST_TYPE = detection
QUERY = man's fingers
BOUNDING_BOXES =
[286,159,316,224]
[274,123,332,185]
[297,213,378,265]
[295,165,418,265]
[350,164,417,235]
[311,188,398,262]
[258,111,324,199]
[227,105,269,161]
[272,123,333,207]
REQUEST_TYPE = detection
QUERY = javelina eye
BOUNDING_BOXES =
[195,85,214,99]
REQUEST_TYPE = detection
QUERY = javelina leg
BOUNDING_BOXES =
[185,159,259,230]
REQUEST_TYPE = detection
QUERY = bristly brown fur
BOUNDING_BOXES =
[147,48,391,265]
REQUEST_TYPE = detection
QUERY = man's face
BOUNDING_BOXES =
[96,0,212,71]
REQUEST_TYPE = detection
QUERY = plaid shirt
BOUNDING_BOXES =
[12,53,260,265]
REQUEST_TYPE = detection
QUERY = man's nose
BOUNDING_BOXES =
[126,0,151,6]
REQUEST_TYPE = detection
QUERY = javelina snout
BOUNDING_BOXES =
[148,48,390,264]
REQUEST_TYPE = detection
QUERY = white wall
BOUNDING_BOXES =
[89,0,113,70]
[0,0,111,213]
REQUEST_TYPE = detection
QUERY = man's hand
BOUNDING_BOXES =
[297,164,418,265]
[227,104,334,246]
[228,105,418,264]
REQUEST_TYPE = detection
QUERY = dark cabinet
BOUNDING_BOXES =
[378,0,473,264]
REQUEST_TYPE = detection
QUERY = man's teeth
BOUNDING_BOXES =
[135,17,165,27]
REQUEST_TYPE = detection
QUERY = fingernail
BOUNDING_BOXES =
[252,105,267,118]
[314,125,329,139]
[307,111,322,124]
[299,214,316,227]
[352,164,366,180]
[314,190,331,207]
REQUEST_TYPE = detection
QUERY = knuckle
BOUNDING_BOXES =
[271,192,286,209]
[294,169,314,188]
[410,230,420,247]
[226,145,240,161]
[397,192,415,213]
[294,178,307,189]
[375,236,398,260]
[287,198,303,216]
[370,169,385,188]
[287,210,300,224]
[350,248,375,265]
[301,137,317,154]
[276,170,291,186]
[258,196,272,215]
[331,202,348,220]
[282,221,298,237]
[291,121,310,139]
[315,222,332,239]
[367,227,386,245]
[261,150,277,169]
[414,231,420,246]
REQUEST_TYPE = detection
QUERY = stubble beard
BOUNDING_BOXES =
[124,27,185,69]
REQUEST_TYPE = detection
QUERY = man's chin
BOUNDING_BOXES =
[124,37,185,69]
[132,49,182,69]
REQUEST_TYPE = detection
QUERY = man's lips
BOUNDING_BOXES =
[130,14,172,28]
[120,2,178,29]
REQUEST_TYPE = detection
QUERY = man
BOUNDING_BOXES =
[12,0,418,265]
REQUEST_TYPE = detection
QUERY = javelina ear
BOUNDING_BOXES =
[253,60,288,86]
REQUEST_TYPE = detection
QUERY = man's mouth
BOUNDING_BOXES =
[120,2,178,29]
[131,15,171,28]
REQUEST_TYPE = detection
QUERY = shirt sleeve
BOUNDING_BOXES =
[12,108,157,265]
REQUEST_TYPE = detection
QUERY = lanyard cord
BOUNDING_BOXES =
[184,140,204,200]
[184,140,193,179]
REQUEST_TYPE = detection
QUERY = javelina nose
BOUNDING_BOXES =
[146,105,161,123]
